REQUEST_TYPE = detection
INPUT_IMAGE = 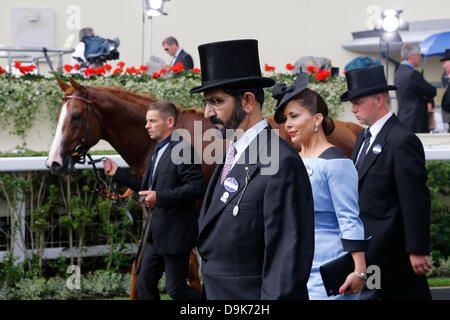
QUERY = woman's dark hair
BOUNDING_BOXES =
[291,88,335,136]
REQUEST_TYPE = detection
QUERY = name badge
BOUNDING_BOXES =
[372,144,382,154]
[223,177,239,193]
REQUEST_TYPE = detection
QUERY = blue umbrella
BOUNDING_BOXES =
[419,31,450,57]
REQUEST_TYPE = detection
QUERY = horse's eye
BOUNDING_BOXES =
[71,113,82,122]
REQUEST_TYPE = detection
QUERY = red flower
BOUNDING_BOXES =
[307,65,320,73]
[117,61,125,68]
[315,69,331,81]
[140,65,148,72]
[0,66,6,74]
[286,63,296,70]
[14,61,21,69]
[126,67,137,74]
[104,64,112,71]
[159,68,167,74]
[74,64,81,70]
[152,72,160,79]
[95,67,105,75]
[343,70,347,75]
[170,62,184,72]
[264,64,276,72]
[63,64,73,72]
[85,67,95,77]
[190,68,201,73]
[113,68,123,75]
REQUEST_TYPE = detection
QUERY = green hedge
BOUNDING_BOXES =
[0,70,347,145]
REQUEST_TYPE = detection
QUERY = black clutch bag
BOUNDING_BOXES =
[319,252,354,296]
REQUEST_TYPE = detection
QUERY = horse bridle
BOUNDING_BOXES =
[62,94,134,224]
[62,94,104,165]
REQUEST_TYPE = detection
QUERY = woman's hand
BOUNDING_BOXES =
[339,272,365,295]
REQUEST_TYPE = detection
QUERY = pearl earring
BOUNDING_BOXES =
[314,125,319,133]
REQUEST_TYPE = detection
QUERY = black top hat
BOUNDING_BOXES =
[441,49,450,62]
[340,65,396,102]
[272,73,310,124]
[189,39,275,94]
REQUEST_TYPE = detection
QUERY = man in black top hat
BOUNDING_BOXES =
[190,39,315,300]
[440,49,450,132]
[342,65,432,300]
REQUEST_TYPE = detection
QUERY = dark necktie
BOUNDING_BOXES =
[355,128,372,171]
[147,145,162,190]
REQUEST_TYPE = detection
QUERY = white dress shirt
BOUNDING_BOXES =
[356,111,393,162]
[229,119,269,169]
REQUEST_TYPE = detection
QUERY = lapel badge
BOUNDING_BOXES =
[224,177,239,193]
[372,144,382,155]
[220,191,229,203]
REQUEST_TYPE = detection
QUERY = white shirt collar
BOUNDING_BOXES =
[231,119,268,167]
[368,111,393,141]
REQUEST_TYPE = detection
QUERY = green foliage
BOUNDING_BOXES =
[426,161,450,262]
[0,270,132,300]
[0,70,347,145]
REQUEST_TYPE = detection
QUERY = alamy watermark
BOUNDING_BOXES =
[66,265,81,290]
[169,124,281,176]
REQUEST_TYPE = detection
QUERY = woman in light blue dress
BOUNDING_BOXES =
[272,74,370,300]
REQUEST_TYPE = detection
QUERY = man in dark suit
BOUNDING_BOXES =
[189,39,315,300]
[440,49,450,132]
[104,101,203,300]
[341,65,432,300]
[162,36,194,70]
[394,44,437,133]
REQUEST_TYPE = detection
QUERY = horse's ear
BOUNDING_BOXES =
[55,75,70,92]
[69,77,87,93]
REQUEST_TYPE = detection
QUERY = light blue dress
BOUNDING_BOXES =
[303,147,367,300]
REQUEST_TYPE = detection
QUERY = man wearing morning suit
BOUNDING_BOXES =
[104,101,203,300]
[394,44,436,133]
[341,65,432,300]
[190,39,315,300]
[163,36,194,70]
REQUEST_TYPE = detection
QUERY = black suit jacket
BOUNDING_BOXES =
[174,49,194,70]
[352,114,431,299]
[113,139,204,254]
[197,127,315,300]
[394,64,436,133]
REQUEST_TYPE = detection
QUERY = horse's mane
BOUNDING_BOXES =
[94,86,158,104]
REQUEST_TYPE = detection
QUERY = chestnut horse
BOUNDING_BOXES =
[46,77,362,297]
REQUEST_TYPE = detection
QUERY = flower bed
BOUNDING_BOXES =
[0,61,347,144]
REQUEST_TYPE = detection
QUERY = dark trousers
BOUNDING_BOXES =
[137,241,201,300]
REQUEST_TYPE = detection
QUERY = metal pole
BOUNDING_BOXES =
[148,16,153,59]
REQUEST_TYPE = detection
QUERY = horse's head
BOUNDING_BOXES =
[46,77,103,175]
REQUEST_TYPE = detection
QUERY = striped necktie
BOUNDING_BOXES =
[356,127,372,171]
[221,143,237,184]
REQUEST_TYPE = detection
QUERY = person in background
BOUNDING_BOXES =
[440,49,450,132]
[273,73,369,300]
[342,65,432,300]
[394,44,436,133]
[162,36,194,70]
[71,27,95,68]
